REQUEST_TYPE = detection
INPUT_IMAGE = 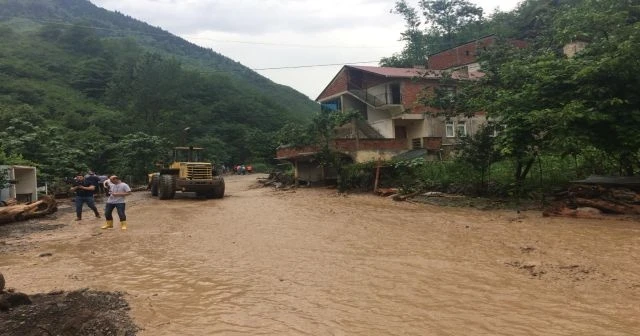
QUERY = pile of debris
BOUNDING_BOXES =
[0,272,138,336]
[0,195,57,225]
[256,171,295,189]
[544,176,640,218]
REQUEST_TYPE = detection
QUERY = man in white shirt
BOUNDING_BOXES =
[102,175,132,230]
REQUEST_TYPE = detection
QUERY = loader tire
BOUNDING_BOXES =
[150,175,159,196]
[158,174,176,200]
[208,179,225,199]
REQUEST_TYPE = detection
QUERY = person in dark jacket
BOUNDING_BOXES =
[85,171,101,198]
[71,173,101,221]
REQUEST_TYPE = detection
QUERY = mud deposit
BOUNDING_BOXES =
[0,288,137,336]
[1,174,639,335]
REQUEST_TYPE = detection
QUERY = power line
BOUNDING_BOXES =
[3,15,385,71]
[190,60,380,73]
[252,61,380,71]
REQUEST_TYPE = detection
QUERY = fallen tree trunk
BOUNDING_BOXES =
[392,191,421,202]
[0,196,57,225]
[575,198,640,215]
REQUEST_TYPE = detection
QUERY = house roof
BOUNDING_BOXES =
[346,65,444,79]
[315,65,470,101]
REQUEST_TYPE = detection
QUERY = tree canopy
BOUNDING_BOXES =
[389,0,640,176]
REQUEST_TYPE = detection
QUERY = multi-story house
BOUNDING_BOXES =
[276,35,507,183]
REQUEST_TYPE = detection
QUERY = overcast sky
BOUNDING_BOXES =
[91,0,522,100]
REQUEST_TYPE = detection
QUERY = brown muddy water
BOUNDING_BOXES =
[1,174,639,335]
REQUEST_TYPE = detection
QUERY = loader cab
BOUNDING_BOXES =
[173,146,204,163]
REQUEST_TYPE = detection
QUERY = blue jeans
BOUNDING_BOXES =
[75,196,98,219]
[105,203,126,221]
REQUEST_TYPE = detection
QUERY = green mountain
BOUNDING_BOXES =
[0,0,318,181]
[0,0,318,120]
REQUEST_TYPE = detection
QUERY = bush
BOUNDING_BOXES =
[249,162,271,173]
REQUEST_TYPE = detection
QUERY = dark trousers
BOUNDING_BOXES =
[75,196,99,219]
[105,203,126,221]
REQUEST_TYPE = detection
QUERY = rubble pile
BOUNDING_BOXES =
[256,171,295,189]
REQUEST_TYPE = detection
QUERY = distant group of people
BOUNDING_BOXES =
[219,164,253,175]
[70,171,131,231]
[233,164,252,175]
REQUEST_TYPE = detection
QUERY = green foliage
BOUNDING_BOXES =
[347,0,640,196]
[420,0,484,44]
[465,0,640,176]
[380,1,428,67]
[107,132,169,182]
[382,0,487,67]
[248,162,271,173]
[455,125,500,192]
[337,161,377,192]
[275,122,315,147]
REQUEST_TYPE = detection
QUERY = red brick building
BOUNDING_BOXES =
[277,36,515,183]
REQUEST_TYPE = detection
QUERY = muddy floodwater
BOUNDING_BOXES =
[1,174,639,335]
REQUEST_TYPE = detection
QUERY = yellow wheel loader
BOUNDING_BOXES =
[148,146,224,199]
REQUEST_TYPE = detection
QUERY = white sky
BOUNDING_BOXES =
[91,0,522,100]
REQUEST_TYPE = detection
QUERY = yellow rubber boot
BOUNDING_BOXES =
[120,221,127,231]
[101,220,113,229]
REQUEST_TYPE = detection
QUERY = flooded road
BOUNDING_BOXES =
[2,174,639,335]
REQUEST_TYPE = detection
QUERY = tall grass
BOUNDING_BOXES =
[337,153,611,198]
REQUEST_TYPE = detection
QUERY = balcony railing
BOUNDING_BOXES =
[347,81,400,108]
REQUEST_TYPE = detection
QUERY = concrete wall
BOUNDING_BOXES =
[350,149,402,163]
[366,83,391,104]
[369,118,394,138]
[296,161,324,183]
[342,95,367,116]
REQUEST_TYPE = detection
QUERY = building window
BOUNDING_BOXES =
[446,121,467,137]
[321,99,341,112]
[445,122,455,137]
[488,122,505,137]
[441,86,456,97]
[389,83,401,104]
[456,122,467,137]
[411,138,422,149]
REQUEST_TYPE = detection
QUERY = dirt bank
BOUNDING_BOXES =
[1,174,639,335]
[0,288,137,336]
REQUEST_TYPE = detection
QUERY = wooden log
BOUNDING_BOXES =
[575,197,639,215]
[0,196,57,224]
[376,188,398,197]
[392,191,421,202]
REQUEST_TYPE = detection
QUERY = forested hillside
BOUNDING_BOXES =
[0,0,318,183]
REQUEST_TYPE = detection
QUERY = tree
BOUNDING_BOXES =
[420,0,484,48]
[383,0,487,67]
[381,0,428,67]
[107,132,169,182]
[462,0,640,181]
[549,0,640,175]
[456,124,500,193]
